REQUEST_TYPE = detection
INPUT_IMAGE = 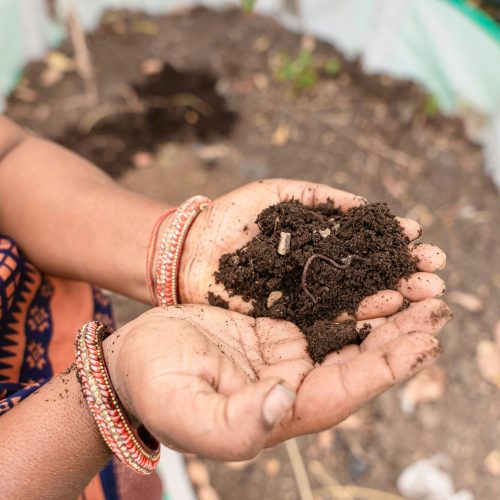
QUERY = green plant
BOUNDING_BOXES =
[241,0,257,12]
[323,57,342,76]
[423,95,440,116]
[276,50,318,91]
[276,51,343,91]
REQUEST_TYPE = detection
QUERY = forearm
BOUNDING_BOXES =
[0,116,170,302]
[0,365,111,499]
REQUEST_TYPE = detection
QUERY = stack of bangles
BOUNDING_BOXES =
[75,196,210,474]
[149,195,211,307]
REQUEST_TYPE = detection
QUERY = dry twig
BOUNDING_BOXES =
[65,5,98,105]
[285,438,314,500]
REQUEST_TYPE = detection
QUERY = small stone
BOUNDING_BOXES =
[448,291,483,313]
[330,220,340,232]
[476,340,500,387]
[263,458,281,476]
[397,455,456,499]
[132,151,154,169]
[271,124,290,146]
[267,291,283,308]
[140,57,163,76]
[485,450,500,476]
[319,228,331,238]
[400,366,446,414]
[40,67,63,88]
[277,232,291,255]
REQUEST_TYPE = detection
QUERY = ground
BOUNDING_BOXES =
[6,7,500,500]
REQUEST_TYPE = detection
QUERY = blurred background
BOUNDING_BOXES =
[1,1,500,499]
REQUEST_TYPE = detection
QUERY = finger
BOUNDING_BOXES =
[336,290,404,321]
[316,316,389,365]
[360,299,452,353]
[322,344,360,366]
[206,284,254,315]
[274,179,366,211]
[255,318,313,390]
[286,332,441,436]
[397,272,446,301]
[150,376,295,461]
[410,243,446,272]
[356,317,387,330]
[396,217,422,241]
[355,290,404,319]
[360,322,402,352]
[391,298,453,334]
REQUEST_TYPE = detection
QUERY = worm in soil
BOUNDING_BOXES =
[301,253,356,303]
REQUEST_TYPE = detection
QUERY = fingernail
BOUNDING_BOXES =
[262,383,296,427]
[437,253,447,271]
[358,196,368,205]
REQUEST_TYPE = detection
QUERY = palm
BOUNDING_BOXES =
[118,299,450,459]
[180,179,446,319]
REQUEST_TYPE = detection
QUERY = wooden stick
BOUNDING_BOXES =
[285,438,314,500]
[66,4,98,105]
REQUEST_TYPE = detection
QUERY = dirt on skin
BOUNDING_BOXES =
[209,201,418,362]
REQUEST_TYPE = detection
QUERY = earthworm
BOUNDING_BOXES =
[301,253,356,303]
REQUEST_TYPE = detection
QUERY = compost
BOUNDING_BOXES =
[209,200,418,362]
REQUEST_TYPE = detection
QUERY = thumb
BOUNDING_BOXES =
[147,376,296,461]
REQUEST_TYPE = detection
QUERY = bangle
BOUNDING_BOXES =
[146,208,176,305]
[155,195,211,307]
[75,321,160,475]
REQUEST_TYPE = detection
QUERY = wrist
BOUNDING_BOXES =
[101,333,140,427]
[178,208,205,304]
[151,196,210,306]
[150,211,176,305]
[76,321,160,474]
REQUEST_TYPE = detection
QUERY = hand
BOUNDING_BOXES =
[103,299,451,460]
[179,179,446,320]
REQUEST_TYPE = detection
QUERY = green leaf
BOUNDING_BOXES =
[324,57,342,76]
[241,0,257,12]
[423,95,439,116]
[294,69,318,90]
[275,49,319,91]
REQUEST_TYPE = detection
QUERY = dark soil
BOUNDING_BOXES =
[6,7,500,499]
[55,64,237,177]
[207,291,229,309]
[307,320,371,363]
[210,201,417,362]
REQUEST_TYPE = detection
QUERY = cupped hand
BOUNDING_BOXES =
[179,179,446,320]
[103,299,451,461]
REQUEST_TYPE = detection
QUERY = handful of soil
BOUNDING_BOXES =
[209,201,418,363]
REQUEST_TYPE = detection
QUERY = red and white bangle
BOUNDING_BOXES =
[154,195,211,307]
[75,321,161,475]
[146,208,176,305]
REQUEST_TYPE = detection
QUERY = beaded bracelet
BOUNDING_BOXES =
[146,208,177,305]
[75,321,161,474]
[155,195,211,307]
